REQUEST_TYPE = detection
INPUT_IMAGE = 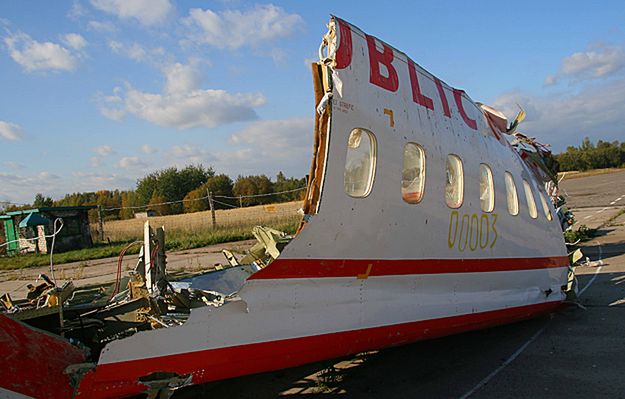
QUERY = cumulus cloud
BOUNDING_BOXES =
[215,117,312,175]
[88,20,117,33]
[90,156,102,167]
[117,156,146,168]
[0,171,61,203]
[93,145,114,156]
[99,107,126,121]
[0,120,24,140]
[184,4,303,49]
[140,144,157,154]
[67,1,88,20]
[99,62,266,129]
[4,31,79,72]
[3,161,24,170]
[0,169,135,204]
[546,44,625,85]
[492,78,625,150]
[90,0,173,26]
[62,33,87,50]
[168,144,215,165]
[108,40,165,64]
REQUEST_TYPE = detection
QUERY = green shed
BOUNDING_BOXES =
[1,206,96,255]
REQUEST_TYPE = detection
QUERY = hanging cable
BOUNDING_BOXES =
[48,218,64,286]
[109,241,143,302]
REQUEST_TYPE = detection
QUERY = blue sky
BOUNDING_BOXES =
[1,1,625,204]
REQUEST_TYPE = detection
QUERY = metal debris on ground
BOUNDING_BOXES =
[0,220,291,399]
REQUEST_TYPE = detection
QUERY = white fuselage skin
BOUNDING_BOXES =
[85,18,568,396]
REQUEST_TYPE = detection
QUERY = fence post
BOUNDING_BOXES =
[97,205,105,241]
[239,196,243,208]
[208,190,217,229]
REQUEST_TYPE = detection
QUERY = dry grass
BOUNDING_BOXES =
[558,168,624,181]
[97,201,304,242]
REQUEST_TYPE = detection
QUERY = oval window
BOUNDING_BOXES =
[539,192,553,221]
[480,163,494,212]
[344,128,377,197]
[523,179,538,219]
[504,172,519,216]
[445,154,464,208]
[402,143,426,204]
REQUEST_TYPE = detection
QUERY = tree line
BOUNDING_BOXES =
[5,165,306,222]
[555,137,625,172]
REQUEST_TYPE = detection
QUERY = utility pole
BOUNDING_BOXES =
[207,190,216,229]
[97,205,105,242]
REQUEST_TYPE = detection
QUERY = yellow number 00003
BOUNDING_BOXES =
[447,211,498,252]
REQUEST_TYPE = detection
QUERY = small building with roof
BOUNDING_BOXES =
[0,206,96,255]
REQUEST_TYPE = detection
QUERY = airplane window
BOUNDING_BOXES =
[504,172,519,216]
[445,154,464,208]
[402,143,426,204]
[539,191,553,221]
[344,128,377,197]
[480,163,494,212]
[523,179,538,219]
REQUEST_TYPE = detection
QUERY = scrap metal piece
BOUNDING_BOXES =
[239,226,291,265]
[222,249,240,266]
[139,372,193,399]
[0,314,87,399]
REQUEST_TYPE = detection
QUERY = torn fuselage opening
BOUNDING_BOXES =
[298,55,333,233]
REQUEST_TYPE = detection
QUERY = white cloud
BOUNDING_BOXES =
[547,45,625,85]
[3,161,24,170]
[62,33,87,50]
[164,62,199,94]
[90,0,173,26]
[492,78,625,150]
[93,145,114,155]
[217,117,312,175]
[0,120,24,140]
[90,156,102,167]
[108,40,165,64]
[268,48,286,64]
[68,1,88,19]
[0,170,135,204]
[123,87,265,129]
[4,31,79,72]
[140,144,157,154]
[117,156,146,169]
[38,171,60,180]
[99,107,126,121]
[88,20,117,33]
[168,144,214,164]
[99,62,266,129]
[185,4,303,49]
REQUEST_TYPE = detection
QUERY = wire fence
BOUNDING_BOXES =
[93,200,304,243]
[100,187,306,213]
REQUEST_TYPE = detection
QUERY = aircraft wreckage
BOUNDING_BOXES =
[1,17,574,398]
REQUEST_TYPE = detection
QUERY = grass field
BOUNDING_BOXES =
[98,201,303,242]
[0,201,303,270]
[558,167,624,181]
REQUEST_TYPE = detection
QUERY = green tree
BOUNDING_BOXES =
[273,171,306,202]
[33,193,53,208]
[148,192,171,216]
[120,191,141,219]
[183,174,235,213]
[136,164,214,214]
[233,175,274,206]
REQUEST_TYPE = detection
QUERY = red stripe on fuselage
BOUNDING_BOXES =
[248,257,569,280]
[76,301,561,398]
